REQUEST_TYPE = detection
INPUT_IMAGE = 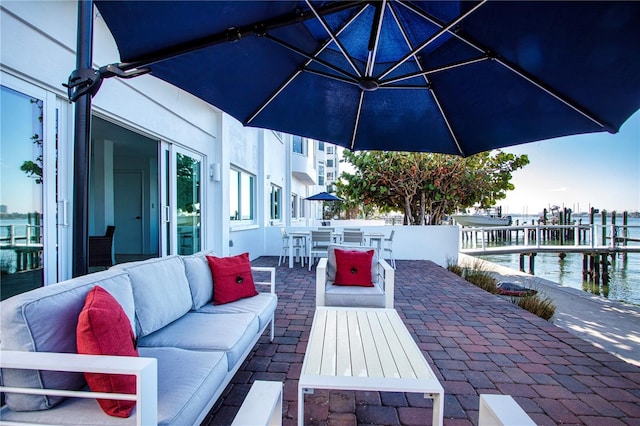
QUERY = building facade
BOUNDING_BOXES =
[0,1,332,294]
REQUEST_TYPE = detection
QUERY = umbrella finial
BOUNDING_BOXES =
[358,77,379,92]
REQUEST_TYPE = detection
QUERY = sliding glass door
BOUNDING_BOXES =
[161,144,203,256]
[1,76,62,299]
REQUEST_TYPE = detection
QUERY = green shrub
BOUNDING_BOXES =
[446,259,464,277]
[513,293,556,321]
[464,268,499,294]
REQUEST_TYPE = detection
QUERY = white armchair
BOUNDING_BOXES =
[316,245,395,308]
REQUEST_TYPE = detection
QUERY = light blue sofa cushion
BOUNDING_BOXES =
[195,293,277,330]
[120,256,193,336]
[137,312,259,369]
[0,347,228,426]
[0,269,134,411]
[182,251,216,310]
[324,282,386,307]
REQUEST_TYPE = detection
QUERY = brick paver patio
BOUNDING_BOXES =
[202,258,640,425]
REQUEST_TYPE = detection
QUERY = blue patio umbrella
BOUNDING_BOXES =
[305,192,343,202]
[79,1,640,157]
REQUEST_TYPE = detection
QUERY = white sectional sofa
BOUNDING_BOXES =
[0,252,277,425]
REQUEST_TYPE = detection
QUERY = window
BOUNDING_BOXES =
[318,164,325,186]
[318,141,325,151]
[292,135,305,155]
[230,168,255,222]
[327,159,334,168]
[270,184,282,221]
[291,194,298,219]
[326,145,334,155]
[327,171,334,181]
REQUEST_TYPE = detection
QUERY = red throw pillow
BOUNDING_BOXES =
[334,248,375,287]
[206,253,258,305]
[76,286,138,418]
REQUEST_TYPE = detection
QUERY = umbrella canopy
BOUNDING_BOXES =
[92,1,640,156]
[305,192,343,202]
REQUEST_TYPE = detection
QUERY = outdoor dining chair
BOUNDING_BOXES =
[279,228,306,266]
[308,230,332,270]
[341,230,365,246]
[382,230,396,269]
[88,225,116,269]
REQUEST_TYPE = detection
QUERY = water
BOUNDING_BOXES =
[472,215,640,305]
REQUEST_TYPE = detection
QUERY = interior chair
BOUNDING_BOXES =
[382,230,396,269]
[342,227,361,232]
[89,225,116,269]
[278,228,305,266]
[308,230,332,270]
[341,230,364,246]
[316,245,395,308]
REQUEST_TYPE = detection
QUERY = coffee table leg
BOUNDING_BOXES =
[431,392,444,426]
[297,386,304,426]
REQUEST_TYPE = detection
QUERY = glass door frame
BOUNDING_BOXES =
[1,71,68,285]
[160,142,205,256]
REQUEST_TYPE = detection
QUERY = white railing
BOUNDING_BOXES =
[460,223,640,252]
[0,224,44,247]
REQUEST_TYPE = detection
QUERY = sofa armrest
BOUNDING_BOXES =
[316,258,329,306]
[251,266,276,294]
[377,258,395,308]
[0,350,157,426]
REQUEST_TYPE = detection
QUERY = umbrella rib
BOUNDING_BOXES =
[304,69,360,86]
[379,1,487,81]
[246,5,368,125]
[246,70,303,125]
[365,1,386,77]
[431,89,466,156]
[110,1,363,72]
[264,34,359,82]
[387,2,464,155]
[396,1,612,132]
[305,0,363,78]
[351,91,366,150]
[381,56,487,86]
[492,57,610,131]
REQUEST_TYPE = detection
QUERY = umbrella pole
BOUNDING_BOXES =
[71,0,94,277]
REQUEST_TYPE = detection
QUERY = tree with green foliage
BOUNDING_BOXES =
[336,150,529,225]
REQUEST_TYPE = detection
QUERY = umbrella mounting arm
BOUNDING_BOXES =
[65,64,150,102]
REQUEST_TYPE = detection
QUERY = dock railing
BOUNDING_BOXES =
[460,223,640,254]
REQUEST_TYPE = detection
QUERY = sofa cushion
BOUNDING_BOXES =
[0,269,134,411]
[137,312,259,369]
[194,292,277,331]
[327,245,379,284]
[0,347,229,426]
[334,248,375,287]
[182,251,216,310]
[120,256,193,336]
[206,253,258,305]
[77,286,138,418]
[324,281,386,308]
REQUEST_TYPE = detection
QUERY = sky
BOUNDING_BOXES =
[499,110,640,216]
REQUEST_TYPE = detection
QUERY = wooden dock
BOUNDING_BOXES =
[459,216,640,285]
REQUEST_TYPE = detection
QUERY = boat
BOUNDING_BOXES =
[496,282,538,297]
[452,207,512,227]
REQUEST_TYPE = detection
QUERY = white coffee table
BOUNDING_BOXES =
[298,307,444,426]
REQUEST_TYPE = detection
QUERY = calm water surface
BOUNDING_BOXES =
[473,215,640,305]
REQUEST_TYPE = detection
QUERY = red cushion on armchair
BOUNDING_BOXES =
[334,248,375,287]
